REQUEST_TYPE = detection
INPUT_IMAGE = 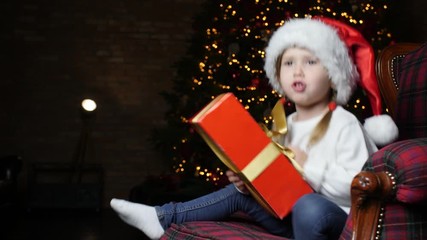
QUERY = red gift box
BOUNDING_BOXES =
[191,92,313,219]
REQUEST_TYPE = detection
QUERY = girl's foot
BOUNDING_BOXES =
[110,198,164,239]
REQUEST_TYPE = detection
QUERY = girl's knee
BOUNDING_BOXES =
[294,194,320,211]
[293,194,327,222]
[292,193,347,240]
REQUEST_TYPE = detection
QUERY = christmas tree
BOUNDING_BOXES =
[150,0,393,186]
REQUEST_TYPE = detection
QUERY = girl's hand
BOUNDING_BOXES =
[226,170,249,194]
[289,146,308,168]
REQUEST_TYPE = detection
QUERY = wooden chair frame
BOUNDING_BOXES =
[375,43,421,116]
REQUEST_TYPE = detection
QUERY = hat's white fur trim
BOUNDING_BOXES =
[264,18,358,105]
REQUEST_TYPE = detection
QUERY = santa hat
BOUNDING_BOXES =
[264,17,398,146]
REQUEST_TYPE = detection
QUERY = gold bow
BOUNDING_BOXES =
[261,99,304,174]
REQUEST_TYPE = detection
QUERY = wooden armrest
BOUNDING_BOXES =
[350,171,395,240]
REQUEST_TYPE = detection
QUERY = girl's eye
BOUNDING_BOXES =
[283,61,293,66]
[308,59,318,65]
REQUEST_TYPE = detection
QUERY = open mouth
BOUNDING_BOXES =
[292,81,306,92]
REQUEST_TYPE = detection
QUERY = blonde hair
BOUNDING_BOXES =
[307,108,333,147]
[274,50,334,147]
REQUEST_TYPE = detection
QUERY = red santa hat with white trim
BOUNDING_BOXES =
[264,17,398,146]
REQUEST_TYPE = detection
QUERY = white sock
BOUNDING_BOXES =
[110,198,165,240]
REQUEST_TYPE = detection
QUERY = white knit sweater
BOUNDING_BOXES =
[282,106,378,213]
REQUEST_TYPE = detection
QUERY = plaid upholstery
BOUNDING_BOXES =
[340,138,427,240]
[395,43,427,140]
[339,217,353,239]
[161,212,289,239]
[161,221,289,240]
[365,138,427,204]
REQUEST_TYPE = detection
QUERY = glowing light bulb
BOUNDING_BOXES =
[81,99,97,112]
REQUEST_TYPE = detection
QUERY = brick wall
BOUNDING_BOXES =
[0,0,206,207]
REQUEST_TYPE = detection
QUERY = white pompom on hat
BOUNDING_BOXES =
[264,17,398,146]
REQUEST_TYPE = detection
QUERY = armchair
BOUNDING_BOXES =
[158,43,427,240]
[340,42,427,240]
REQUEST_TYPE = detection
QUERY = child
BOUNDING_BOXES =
[110,17,398,240]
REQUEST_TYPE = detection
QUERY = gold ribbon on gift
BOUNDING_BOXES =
[271,98,288,136]
[258,99,304,175]
[241,142,280,182]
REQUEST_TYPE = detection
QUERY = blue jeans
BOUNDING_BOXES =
[155,184,347,239]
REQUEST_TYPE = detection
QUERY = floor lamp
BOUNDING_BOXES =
[71,99,97,183]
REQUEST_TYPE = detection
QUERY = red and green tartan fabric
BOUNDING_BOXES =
[340,138,427,240]
[395,43,427,140]
[161,212,288,239]
[161,221,289,240]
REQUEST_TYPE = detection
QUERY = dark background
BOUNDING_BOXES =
[1,0,206,208]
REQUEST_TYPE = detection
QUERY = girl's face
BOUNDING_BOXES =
[278,47,331,109]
